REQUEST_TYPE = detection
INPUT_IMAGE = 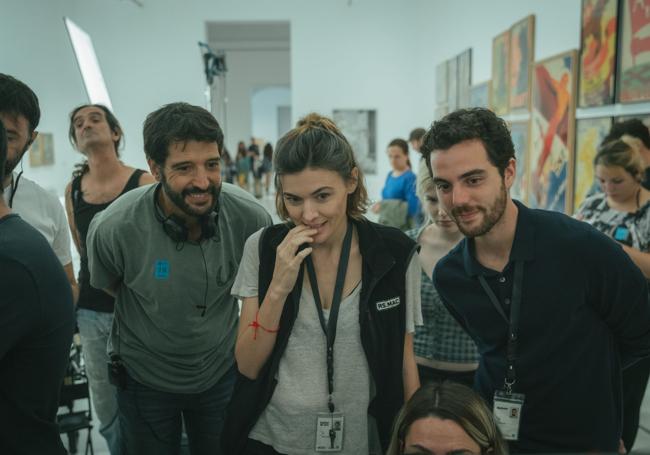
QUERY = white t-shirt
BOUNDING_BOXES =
[232,227,422,455]
[3,172,72,266]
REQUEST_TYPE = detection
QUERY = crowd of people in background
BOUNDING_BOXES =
[227,139,274,199]
[2,69,650,455]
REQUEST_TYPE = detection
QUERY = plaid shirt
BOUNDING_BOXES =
[407,227,479,364]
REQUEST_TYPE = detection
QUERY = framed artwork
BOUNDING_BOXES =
[490,30,510,115]
[436,61,448,105]
[618,0,650,103]
[447,57,459,112]
[510,121,530,203]
[457,48,472,108]
[332,109,377,175]
[509,15,535,110]
[28,132,55,167]
[579,0,619,107]
[528,50,578,214]
[574,117,612,210]
[470,80,491,108]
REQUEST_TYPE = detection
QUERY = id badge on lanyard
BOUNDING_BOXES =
[479,260,525,441]
[315,412,344,452]
[493,390,525,441]
[306,222,353,453]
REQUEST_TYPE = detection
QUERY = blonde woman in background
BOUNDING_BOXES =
[386,381,508,455]
[575,137,650,452]
[405,163,479,387]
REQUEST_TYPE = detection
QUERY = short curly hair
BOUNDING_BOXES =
[143,102,224,167]
[421,108,515,177]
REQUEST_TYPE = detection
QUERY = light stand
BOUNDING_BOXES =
[198,42,228,132]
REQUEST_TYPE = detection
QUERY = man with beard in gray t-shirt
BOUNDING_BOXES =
[87,103,271,455]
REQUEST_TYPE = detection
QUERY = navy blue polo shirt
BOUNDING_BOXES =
[434,200,650,453]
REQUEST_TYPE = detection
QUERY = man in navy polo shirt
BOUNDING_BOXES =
[422,108,650,453]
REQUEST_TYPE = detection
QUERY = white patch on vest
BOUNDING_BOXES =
[376,296,400,311]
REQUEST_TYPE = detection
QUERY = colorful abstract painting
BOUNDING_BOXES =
[574,117,612,210]
[579,0,618,107]
[470,81,490,108]
[510,121,530,203]
[509,16,535,110]
[618,0,650,102]
[529,50,577,213]
[491,30,510,115]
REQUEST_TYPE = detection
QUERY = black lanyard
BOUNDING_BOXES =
[477,260,524,394]
[8,171,22,209]
[304,221,353,414]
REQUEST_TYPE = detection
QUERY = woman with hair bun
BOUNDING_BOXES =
[372,138,419,230]
[223,113,422,455]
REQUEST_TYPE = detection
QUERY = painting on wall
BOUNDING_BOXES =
[457,48,472,108]
[618,0,650,103]
[574,117,612,210]
[510,121,530,203]
[28,133,55,167]
[509,15,535,111]
[529,50,578,214]
[447,57,459,112]
[470,80,491,108]
[579,0,618,107]
[332,109,377,175]
[436,61,448,105]
[490,30,510,115]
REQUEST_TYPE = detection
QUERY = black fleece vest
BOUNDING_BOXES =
[222,218,417,453]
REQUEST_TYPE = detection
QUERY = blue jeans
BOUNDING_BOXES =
[117,365,236,455]
[77,308,122,455]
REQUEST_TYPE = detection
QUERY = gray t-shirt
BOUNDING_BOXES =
[87,183,271,393]
[231,228,421,455]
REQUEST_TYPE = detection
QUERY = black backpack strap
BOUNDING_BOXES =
[257,225,271,306]
[123,169,145,193]
[70,175,83,211]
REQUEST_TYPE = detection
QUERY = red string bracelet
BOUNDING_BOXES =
[248,310,279,340]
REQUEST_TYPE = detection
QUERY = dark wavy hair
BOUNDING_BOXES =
[143,102,224,167]
[603,118,650,149]
[421,108,515,177]
[69,104,123,178]
[274,112,369,220]
[0,73,40,134]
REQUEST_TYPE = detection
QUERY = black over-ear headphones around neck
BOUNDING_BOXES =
[153,183,220,243]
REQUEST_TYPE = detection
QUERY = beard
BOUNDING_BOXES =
[450,180,508,238]
[4,143,30,178]
[160,173,221,218]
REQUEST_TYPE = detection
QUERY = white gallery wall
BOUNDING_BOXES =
[1,0,629,202]
[218,50,291,153]
[251,86,291,149]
